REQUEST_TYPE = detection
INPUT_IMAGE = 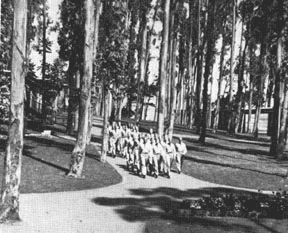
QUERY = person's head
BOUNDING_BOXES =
[178,137,183,144]
[149,128,154,134]
[140,137,144,144]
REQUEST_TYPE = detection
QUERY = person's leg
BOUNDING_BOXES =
[134,150,140,174]
[140,154,147,177]
[176,153,182,174]
[153,155,159,177]
[166,154,171,178]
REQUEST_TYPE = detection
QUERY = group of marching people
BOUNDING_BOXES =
[107,121,187,179]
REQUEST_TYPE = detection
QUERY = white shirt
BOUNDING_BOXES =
[176,142,187,155]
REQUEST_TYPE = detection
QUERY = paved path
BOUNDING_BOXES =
[0,150,265,233]
[0,123,272,233]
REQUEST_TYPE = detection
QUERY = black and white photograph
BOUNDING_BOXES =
[1,0,288,232]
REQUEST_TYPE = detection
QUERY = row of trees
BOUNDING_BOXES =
[1,0,288,223]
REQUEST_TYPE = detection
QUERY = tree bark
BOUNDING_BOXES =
[87,0,102,144]
[0,0,27,222]
[101,88,109,163]
[41,0,47,130]
[195,0,205,134]
[227,0,236,134]
[68,0,94,177]
[235,40,248,133]
[270,37,284,157]
[168,0,181,139]
[127,0,139,116]
[253,42,267,139]
[157,0,170,138]
[188,0,195,128]
[199,0,216,143]
[213,35,226,133]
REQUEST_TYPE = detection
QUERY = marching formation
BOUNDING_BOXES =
[107,121,187,179]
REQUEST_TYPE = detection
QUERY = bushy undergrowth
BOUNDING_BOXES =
[177,190,288,220]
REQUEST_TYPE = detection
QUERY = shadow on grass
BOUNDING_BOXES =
[92,187,280,232]
[184,137,269,157]
[0,136,100,174]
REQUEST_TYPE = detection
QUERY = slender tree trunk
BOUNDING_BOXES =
[213,36,226,133]
[157,0,170,138]
[127,0,139,116]
[73,71,80,132]
[135,5,148,122]
[188,0,195,128]
[87,0,102,144]
[227,0,236,134]
[66,59,76,135]
[253,43,267,139]
[168,2,180,139]
[195,0,205,134]
[0,0,27,222]
[68,0,94,177]
[235,41,248,133]
[0,0,1,48]
[270,37,284,157]
[41,0,47,130]
[199,0,216,143]
[101,88,109,163]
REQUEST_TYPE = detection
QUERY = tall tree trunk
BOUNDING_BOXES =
[213,35,226,133]
[87,0,102,144]
[136,1,158,122]
[66,59,77,135]
[127,0,139,116]
[0,0,27,222]
[253,43,267,139]
[235,40,248,133]
[168,0,181,139]
[199,0,216,143]
[0,0,1,48]
[135,4,148,122]
[270,37,284,157]
[188,0,195,128]
[101,87,109,163]
[246,45,254,133]
[68,0,94,177]
[73,71,80,132]
[41,0,47,130]
[195,0,204,134]
[227,0,236,134]
[157,0,170,138]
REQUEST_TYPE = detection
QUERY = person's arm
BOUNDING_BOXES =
[183,144,187,155]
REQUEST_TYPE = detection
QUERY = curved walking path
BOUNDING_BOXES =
[0,150,267,233]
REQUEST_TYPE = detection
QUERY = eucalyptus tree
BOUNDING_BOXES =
[269,0,288,158]
[212,14,230,133]
[67,0,95,177]
[198,0,217,142]
[227,0,237,134]
[158,0,171,138]
[0,0,27,222]
[58,0,85,134]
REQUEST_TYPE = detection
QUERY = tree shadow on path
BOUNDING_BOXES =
[92,187,286,232]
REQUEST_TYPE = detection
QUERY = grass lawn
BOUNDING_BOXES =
[175,133,288,191]
[0,134,122,193]
[134,119,288,191]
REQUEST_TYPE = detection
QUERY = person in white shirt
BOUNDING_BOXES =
[132,136,141,175]
[151,137,163,178]
[175,137,187,174]
[140,137,152,178]
[165,137,176,178]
